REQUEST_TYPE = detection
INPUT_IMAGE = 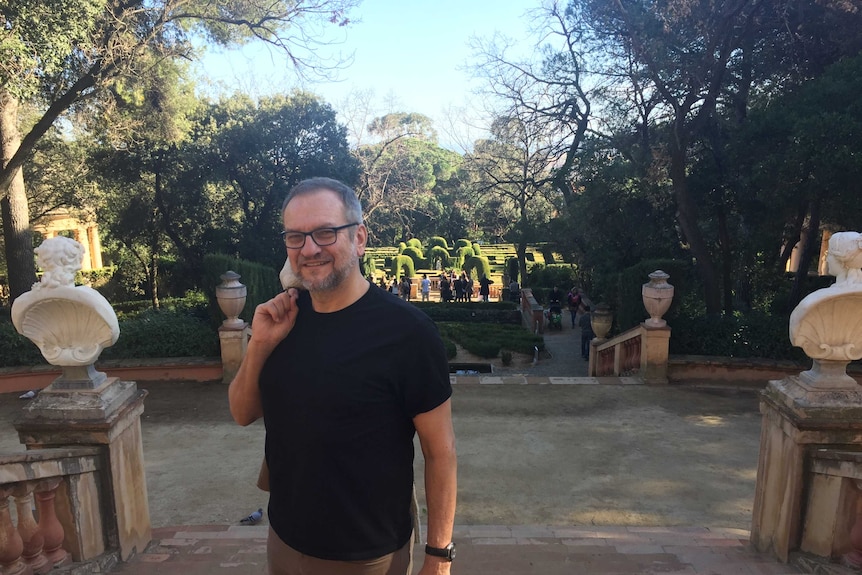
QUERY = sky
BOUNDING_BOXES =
[192,0,541,149]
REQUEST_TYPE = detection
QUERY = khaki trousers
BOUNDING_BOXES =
[267,527,413,575]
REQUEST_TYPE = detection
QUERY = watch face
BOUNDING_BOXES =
[447,543,456,560]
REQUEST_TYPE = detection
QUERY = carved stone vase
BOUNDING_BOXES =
[642,270,674,327]
[216,271,247,329]
[591,304,613,342]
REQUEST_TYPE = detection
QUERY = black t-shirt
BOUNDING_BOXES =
[259,286,452,561]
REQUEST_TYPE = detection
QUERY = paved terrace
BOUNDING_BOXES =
[0,322,824,574]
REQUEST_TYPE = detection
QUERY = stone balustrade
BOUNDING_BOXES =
[0,447,117,574]
[588,323,670,384]
[519,289,544,335]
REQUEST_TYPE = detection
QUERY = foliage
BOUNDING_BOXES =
[438,321,545,357]
[669,312,806,362]
[401,246,425,269]
[101,310,219,360]
[428,236,449,250]
[412,301,519,324]
[0,322,45,367]
[406,238,423,250]
[201,254,280,327]
[0,0,359,300]
[527,264,579,291]
[614,260,697,332]
[463,256,491,281]
[441,337,457,360]
[390,255,415,280]
[427,245,450,269]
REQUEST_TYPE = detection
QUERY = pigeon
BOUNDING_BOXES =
[18,390,37,400]
[240,508,263,525]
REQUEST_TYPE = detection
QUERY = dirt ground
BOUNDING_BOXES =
[0,379,763,530]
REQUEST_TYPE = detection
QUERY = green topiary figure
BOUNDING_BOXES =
[406,238,423,250]
[472,243,482,256]
[401,246,425,269]
[455,238,471,250]
[390,255,415,280]
[428,245,450,270]
[361,254,377,278]
[464,256,491,281]
[397,242,407,254]
[427,236,449,250]
[456,246,474,269]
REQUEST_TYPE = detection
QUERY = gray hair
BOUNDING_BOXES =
[281,177,364,225]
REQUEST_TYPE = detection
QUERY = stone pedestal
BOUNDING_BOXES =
[14,378,151,561]
[641,325,670,384]
[219,323,250,384]
[750,375,862,562]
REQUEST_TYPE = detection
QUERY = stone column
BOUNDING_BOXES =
[751,231,862,563]
[14,380,151,562]
[640,325,670,384]
[219,325,251,383]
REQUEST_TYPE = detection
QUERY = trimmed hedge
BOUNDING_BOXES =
[438,321,544,357]
[412,301,520,324]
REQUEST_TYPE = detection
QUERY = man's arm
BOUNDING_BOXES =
[414,398,457,575]
[228,289,299,426]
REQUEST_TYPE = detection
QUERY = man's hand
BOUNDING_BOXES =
[417,556,451,575]
[250,289,300,351]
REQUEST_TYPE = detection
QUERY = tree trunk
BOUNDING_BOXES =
[668,147,722,315]
[516,241,528,287]
[787,197,822,312]
[0,91,36,302]
[716,206,734,315]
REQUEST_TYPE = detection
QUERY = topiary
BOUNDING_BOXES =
[406,238,423,250]
[390,255,415,280]
[427,236,449,250]
[428,245,450,269]
[463,256,491,281]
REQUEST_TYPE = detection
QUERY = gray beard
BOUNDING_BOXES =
[301,257,356,294]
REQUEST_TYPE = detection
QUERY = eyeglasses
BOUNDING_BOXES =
[280,223,360,249]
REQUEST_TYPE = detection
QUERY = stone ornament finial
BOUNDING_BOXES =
[11,236,119,375]
[789,231,862,388]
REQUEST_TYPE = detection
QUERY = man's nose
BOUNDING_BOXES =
[300,236,322,257]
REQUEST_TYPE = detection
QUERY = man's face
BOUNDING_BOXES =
[282,189,366,293]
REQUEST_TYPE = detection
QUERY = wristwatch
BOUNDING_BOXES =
[425,542,456,561]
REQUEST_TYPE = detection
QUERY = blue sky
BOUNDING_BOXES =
[193,0,539,147]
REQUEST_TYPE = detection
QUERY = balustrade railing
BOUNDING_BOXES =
[588,322,670,384]
[0,448,106,573]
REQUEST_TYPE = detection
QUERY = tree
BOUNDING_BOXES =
[465,115,560,285]
[0,0,357,301]
[354,113,465,245]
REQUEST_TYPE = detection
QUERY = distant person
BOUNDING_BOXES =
[400,276,412,301]
[439,274,451,302]
[509,279,520,303]
[420,273,431,302]
[579,305,595,360]
[390,278,399,296]
[452,275,463,302]
[547,286,563,314]
[463,273,474,302]
[566,287,582,328]
[478,274,493,302]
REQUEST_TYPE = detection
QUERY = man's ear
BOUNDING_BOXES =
[355,223,368,257]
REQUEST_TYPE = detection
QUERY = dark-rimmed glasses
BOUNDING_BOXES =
[280,223,360,249]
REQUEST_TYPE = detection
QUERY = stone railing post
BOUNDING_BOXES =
[12,483,50,573]
[751,231,862,563]
[216,271,251,384]
[0,487,26,575]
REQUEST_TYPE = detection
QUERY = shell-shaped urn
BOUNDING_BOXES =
[11,285,120,366]
[790,289,862,362]
[642,270,674,328]
[12,286,120,366]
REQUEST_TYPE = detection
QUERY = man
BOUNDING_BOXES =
[229,177,457,575]
[478,273,493,303]
[420,273,431,302]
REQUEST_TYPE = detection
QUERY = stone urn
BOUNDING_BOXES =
[642,270,674,327]
[216,271,247,329]
[591,304,613,342]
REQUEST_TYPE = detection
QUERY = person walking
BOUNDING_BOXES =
[229,177,457,575]
[478,274,493,302]
[566,287,582,329]
[579,304,595,360]
[420,273,431,302]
